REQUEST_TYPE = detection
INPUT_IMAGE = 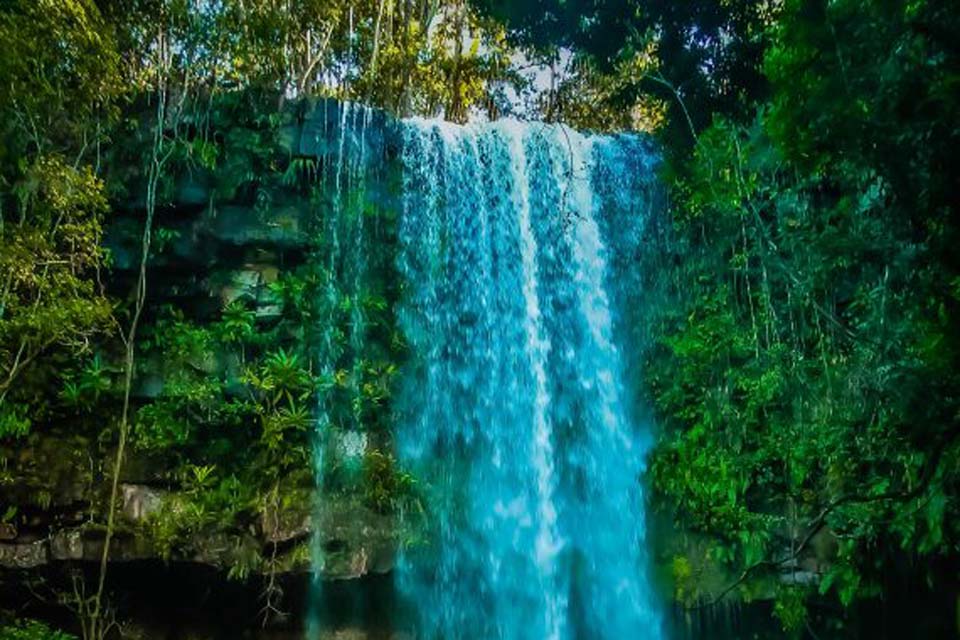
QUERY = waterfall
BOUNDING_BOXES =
[308,100,378,636]
[395,118,663,639]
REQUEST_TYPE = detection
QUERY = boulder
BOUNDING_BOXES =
[261,504,312,545]
[0,522,16,541]
[0,541,48,568]
[318,497,396,580]
[50,529,84,560]
[207,205,309,248]
[220,268,261,306]
[121,484,165,523]
[780,570,820,586]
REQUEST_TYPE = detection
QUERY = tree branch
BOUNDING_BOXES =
[693,448,947,609]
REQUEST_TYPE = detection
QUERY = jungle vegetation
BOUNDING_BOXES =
[482,0,959,632]
[1,0,958,637]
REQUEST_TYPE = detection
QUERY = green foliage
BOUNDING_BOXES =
[773,586,807,635]
[0,0,120,161]
[348,4,514,121]
[59,355,114,411]
[142,472,254,560]
[1,0,953,631]
[241,346,314,469]
[670,555,695,605]
[247,349,313,409]
[472,0,775,142]
[362,450,420,514]
[218,301,256,345]
[0,406,30,440]
[0,157,112,436]
[0,619,76,640]
[646,0,960,622]
[102,0,518,122]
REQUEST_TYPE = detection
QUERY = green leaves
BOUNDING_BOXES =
[60,355,114,410]
[217,301,256,344]
[0,0,121,157]
[261,348,313,404]
[819,557,862,608]
[141,472,254,561]
[183,464,217,493]
[363,449,421,515]
[648,2,960,616]
[260,405,311,452]
[0,157,113,436]
[0,404,30,439]
[773,586,807,634]
[0,619,77,640]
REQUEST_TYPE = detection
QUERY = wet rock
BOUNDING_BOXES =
[0,541,48,568]
[219,264,281,306]
[189,531,267,573]
[319,498,396,580]
[120,450,169,485]
[121,484,165,522]
[50,530,84,560]
[133,362,165,398]
[221,268,261,305]
[261,502,311,545]
[208,205,308,248]
[780,570,820,586]
[1,435,92,510]
[324,631,372,640]
[255,303,283,320]
[336,431,368,462]
[176,175,212,206]
[79,530,155,562]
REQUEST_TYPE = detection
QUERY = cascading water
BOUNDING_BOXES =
[395,118,663,639]
[307,100,381,636]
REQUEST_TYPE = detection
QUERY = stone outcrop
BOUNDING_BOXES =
[0,99,402,582]
[0,483,395,580]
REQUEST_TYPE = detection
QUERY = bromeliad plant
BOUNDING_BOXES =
[242,347,314,469]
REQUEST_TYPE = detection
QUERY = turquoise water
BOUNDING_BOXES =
[394,118,663,639]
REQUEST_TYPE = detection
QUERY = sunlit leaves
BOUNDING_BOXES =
[362,449,421,514]
[0,0,121,157]
[648,3,960,611]
[0,618,77,640]
[218,301,256,345]
[0,157,112,434]
[773,585,807,634]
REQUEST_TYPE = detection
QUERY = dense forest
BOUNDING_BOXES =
[0,1,957,638]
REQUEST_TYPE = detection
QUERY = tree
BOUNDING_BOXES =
[0,159,112,436]
[647,0,960,630]
[0,0,120,436]
[471,0,776,146]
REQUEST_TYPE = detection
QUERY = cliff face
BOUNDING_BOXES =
[0,98,407,591]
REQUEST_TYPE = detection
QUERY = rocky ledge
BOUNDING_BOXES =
[0,433,398,581]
